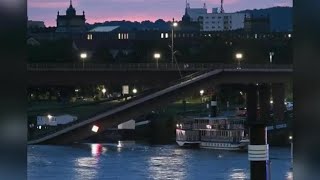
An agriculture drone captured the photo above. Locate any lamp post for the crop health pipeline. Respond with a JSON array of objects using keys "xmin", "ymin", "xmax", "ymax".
[
  {"xmin": 80, "ymin": 52, "xmax": 87, "ymax": 69},
  {"xmin": 289, "ymin": 135, "xmax": 293, "ymax": 166},
  {"xmin": 154, "ymin": 53, "xmax": 161, "ymax": 69},
  {"xmin": 200, "ymin": 90, "xmax": 204, "ymax": 102},
  {"xmin": 102, "ymin": 88, "xmax": 106, "ymax": 98},
  {"xmin": 235, "ymin": 53, "xmax": 243, "ymax": 69},
  {"xmin": 171, "ymin": 19, "xmax": 178, "ymax": 65},
  {"xmin": 269, "ymin": 52, "xmax": 274, "ymax": 64}
]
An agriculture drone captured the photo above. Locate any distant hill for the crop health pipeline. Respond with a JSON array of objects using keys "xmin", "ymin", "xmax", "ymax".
[{"xmin": 239, "ymin": 6, "xmax": 292, "ymax": 32}]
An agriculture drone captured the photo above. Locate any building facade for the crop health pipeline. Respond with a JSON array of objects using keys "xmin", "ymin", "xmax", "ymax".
[
  {"xmin": 185, "ymin": 3, "xmax": 249, "ymax": 32},
  {"xmin": 56, "ymin": 0, "xmax": 86, "ymax": 33}
]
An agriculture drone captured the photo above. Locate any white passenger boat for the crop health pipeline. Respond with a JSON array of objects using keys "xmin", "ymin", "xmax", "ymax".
[{"xmin": 176, "ymin": 116, "xmax": 249, "ymax": 151}]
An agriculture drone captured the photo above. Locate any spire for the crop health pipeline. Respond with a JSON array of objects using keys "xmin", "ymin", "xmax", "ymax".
[
  {"xmin": 220, "ymin": 0, "xmax": 224, "ymax": 13},
  {"xmin": 70, "ymin": 0, "xmax": 72, "ymax": 6},
  {"xmin": 203, "ymin": 3, "xmax": 206, "ymax": 9}
]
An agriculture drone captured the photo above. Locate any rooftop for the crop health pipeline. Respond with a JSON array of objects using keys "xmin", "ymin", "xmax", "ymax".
[{"xmin": 89, "ymin": 26, "xmax": 120, "ymax": 32}]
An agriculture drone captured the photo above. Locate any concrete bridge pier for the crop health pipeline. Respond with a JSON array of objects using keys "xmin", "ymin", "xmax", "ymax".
[
  {"xmin": 259, "ymin": 84, "xmax": 271, "ymax": 122},
  {"xmin": 247, "ymin": 84, "xmax": 269, "ymax": 180},
  {"xmin": 210, "ymin": 91, "xmax": 218, "ymax": 117},
  {"xmin": 272, "ymin": 83, "xmax": 286, "ymax": 122}
]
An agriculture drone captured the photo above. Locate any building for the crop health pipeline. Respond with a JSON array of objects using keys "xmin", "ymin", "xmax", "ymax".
[
  {"xmin": 244, "ymin": 14, "xmax": 270, "ymax": 33},
  {"xmin": 185, "ymin": 1, "xmax": 249, "ymax": 32},
  {"xmin": 56, "ymin": 0, "xmax": 86, "ymax": 33},
  {"xmin": 28, "ymin": 20, "xmax": 45, "ymax": 28},
  {"xmin": 37, "ymin": 114, "xmax": 78, "ymax": 127}
]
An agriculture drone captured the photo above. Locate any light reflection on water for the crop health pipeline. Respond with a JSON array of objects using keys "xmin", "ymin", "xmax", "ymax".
[
  {"xmin": 28, "ymin": 143, "xmax": 292, "ymax": 180},
  {"xmin": 148, "ymin": 148, "xmax": 187, "ymax": 180},
  {"xmin": 73, "ymin": 157, "xmax": 99, "ymax": 180},
  {"xmin": 229, "ymin": 168, "xmax": 248, "ymax": 180}
]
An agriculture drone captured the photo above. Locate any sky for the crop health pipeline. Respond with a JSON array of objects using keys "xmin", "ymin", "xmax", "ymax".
[{"xmin": 28, "ymin": 0, "xmax": 292, "ymax": 27}]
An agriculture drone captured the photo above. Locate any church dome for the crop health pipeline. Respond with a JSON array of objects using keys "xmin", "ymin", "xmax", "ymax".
[{"xmin": 66, "ymin": 1, "xmax": 76, "ymax": 16}]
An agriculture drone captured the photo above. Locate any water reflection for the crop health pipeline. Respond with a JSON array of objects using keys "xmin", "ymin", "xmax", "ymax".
[
  {"xmin": 229, "ymin": 168, "xmax": 248, "ymax": 180},
  {"xmin": 74, "ymin": 157, "xmax": 99, "ymax": 180},
  {"xmin": 148, "ymin": 148, "xmax": 186, "ymax": 180},
  {"xmin": 73, "ymin": 144, "xmax": 106, "ymax": 180},
  {"xmin": 286, "ymin": 170, "xmax": 293, "ymax": 180},
  {"xmin": 91, "ymin": 144, "xmax": 107, "ymax": 157}
]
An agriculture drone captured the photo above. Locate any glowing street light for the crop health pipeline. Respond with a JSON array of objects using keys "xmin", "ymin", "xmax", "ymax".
[
  {"xmin": 102, "ymin": 88, "xmax": 107, "ymax": 96},
  {"xmin": 80, "ymin": 52, "xmax": 87, "ymax": 69},
  {"xmin": 235, "ymin": 53, "xmax": 243, "ymax": 69},
  {"xmin": 47, "ymin": 114, "xmax": 53, "ymax": 120},
  {"xmin": 154, "ymin": 53, "xmax": 161, "ymax": 69},
  {"xmin": 200, "ymin": 90, "xmax": 204, "ymax": 96},
  {"xmin": 132, "ymin": 88, "xmax": 138, "ymax": 94}
]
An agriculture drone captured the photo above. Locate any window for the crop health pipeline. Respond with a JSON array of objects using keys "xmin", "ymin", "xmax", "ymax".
[
  {"xmin": 87, "ymin": 34, "xmax": 93, "ymax": 40},
  {"xmin": 161, "ymin": 33, "xmax": 164, "ymax": 39},
  {"xmin": 165, "ymin": 33, "xmax": 169, "ymax": 38},
  {"xmin": 118, "ymin": 33, "xmax": 121, "ymax": 40}
]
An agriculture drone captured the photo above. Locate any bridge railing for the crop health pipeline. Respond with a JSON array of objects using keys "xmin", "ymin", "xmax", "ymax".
[{"xmin": 27, "ymin": 63, "xmax": 293, "ymax": 71}]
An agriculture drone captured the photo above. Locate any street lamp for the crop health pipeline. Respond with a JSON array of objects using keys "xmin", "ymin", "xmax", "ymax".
[
  {"xmin": 200, "ymin": 90, "xmax": 204, "ymax": 96},
  {"xmin": 269, "ymin": 52, "xmax": 274, "ymax": 64},
  {"xmin": 171, "ymin": 19, "xmax": 178, "ymax": 65},
  {"xmin": 102, "ymin": 88, "xmax": 106, "ymax": 97},
  {"xmin": 80, "ymin": 52, "xmax": 87, "ymax": 69},
  {"xmin": 289, "ymin": 135, "xmax": 293, "ymax": 166},
  {"xmin": 154, "ymin": 53, "xmax": 161, "ymax": 69},
  {"xmin": 235, "ymin": 53, "xmax": 243, "ymax": 69},
  {"xmin": 132, "ymin": 88, "xmax": 138, "ymax": 94}
]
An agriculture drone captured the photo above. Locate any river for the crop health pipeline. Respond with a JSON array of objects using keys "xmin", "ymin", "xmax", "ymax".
[{"xmin": 28, "ymin": 142, "xmax": 293, "ymax": 180}]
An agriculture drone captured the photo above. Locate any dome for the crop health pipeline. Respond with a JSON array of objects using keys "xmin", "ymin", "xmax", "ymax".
[{"xmin": 66, "ymin": 1, "xmax": 76, "ymax": 16}]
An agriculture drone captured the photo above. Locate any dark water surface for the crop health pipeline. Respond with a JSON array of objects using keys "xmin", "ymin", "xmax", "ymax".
[{"xmin": 28, "ymin": 142, "xmax": 293, "ymax": 180}]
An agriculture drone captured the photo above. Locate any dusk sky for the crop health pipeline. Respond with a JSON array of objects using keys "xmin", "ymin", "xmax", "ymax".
[{"xmin": 28, "ymin": 0, "xmax": 292, "ymax": 27}]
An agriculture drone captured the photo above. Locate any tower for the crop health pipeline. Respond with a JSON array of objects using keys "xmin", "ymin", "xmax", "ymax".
[{"xmin": 220, "ymin": 0, "xmax": 224, "ymax": 13}]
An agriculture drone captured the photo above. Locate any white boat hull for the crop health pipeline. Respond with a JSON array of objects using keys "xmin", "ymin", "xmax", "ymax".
[{"xmin": 176, "ymin": 141, "xmax": 248, "ymax": 151}]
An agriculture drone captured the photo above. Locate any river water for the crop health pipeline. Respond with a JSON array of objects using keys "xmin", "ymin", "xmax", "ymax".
[{"xmin": 28, "ymin": 142, "xmax": 293, "ymax": 180}]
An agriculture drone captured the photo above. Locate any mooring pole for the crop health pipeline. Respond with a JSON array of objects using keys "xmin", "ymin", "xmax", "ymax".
[{"xmin": 247, "ymin": 84, "xmax": 268, "ymax": 180}]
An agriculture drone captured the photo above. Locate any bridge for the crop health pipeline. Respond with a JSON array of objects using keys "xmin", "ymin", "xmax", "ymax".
[
  {"xmin": 28, "ymin": 66, "xmax": 292, "ymax": 145},
  {"xmin": 27, "ymin": 63, "xmax": 292, "ymax": 86}
]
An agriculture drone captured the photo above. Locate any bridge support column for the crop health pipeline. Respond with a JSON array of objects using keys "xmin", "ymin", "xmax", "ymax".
[
  {"xmin": 182, "ymin": 99, "xmax": 186, "ymax": 116},
  {"xmin": 210, "ymin": 92, "xmax": 218, "ymax": 117},
  {"xmin": 259, "ymin": 84, "xmax": 271, "ymax": 122},
  {"xmin": 247, "ymin": 84, "xmax": 268, "ymax": 180},
  {"xmin": 272, "ymin": 83, "xmax": 286, "ymax": 121}
]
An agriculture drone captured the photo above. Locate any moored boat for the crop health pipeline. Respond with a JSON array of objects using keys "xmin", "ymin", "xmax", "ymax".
[{"xmin": 176, "ymin": 116, "xmax": 249, "ymax": 151}]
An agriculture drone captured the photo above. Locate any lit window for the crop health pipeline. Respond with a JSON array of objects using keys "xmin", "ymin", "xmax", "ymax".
[
  {"xmin": 161, "ymin": 33, "xmax": 164, "ymax": 38},
  {"xmin": 121, "ymin": 33, "xmax": 124, "ymax": 39},
  {"xmin": 127, "ymin": 33, "xmax": 129, "ymax": 39},
  {"xmin": 87, "ymin": 34, "xmax": 93, "ymax": 40},
  {"xmin": 255, "ymin": 34, "xmax": 258, "ymax": 39},
  {"xmin": 118, "ymin": 33, "xmax": 121, "ymax": 40},
  {"xmin": 165, "ymin": 33, "xmax": 169, "ymax": 38}
]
